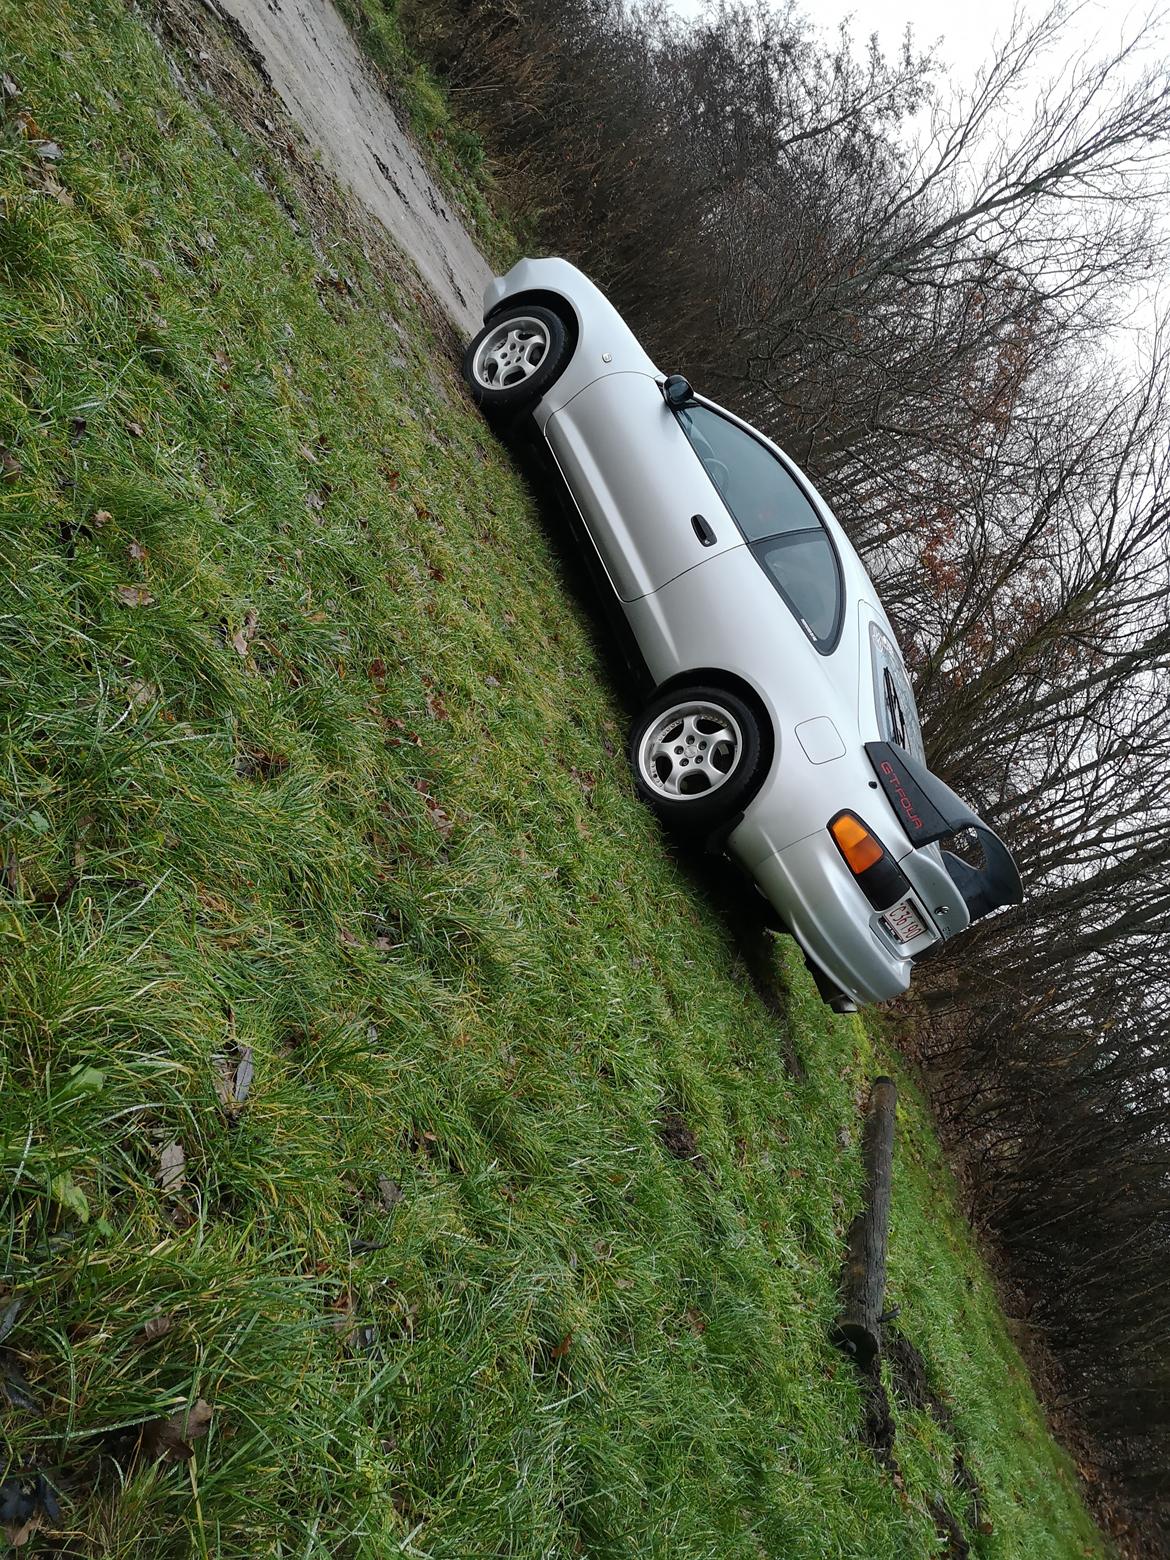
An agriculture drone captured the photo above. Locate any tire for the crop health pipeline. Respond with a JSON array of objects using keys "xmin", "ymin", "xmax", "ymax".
[
  {"xmin": 462, "ymin": 304, "xmax": 571, "ymax": 414},
  {"xmin": 629, "ymin": 685, "xmax": 765, "ymax": 834}
]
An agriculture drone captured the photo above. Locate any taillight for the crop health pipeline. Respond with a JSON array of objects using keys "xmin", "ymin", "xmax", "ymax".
[
  {"xmin": 828, "ymin": 812, "xmax": 910, "ymax": 911},
  {"xmin": 829, "ymin": 812, "xmax": 884, "ymax": 874}
]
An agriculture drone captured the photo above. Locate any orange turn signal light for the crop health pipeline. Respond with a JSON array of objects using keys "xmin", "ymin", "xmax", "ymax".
[{"xmin": 829, "ymin": 813, "xmax": 884, "ymax": 875}]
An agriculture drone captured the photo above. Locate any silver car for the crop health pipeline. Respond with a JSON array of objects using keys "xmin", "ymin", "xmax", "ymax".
[{"xmin": 463, "ymin": 259, "xmax": 1023, "ymax": 1010}]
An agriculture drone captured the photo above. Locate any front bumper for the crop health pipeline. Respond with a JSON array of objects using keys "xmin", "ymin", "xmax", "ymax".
[
  {"xmin": 483, "ymin": 273, "xmax": 508, "ymax": 318},
  {"xmin": 752, "ymin": 834, "xmax": 914, "ymax": 1006}
]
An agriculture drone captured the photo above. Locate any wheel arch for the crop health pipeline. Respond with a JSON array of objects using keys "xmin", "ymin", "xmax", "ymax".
[{"xmin": 485, "ymin": 289, "xmax": 581, "ymax": 354}]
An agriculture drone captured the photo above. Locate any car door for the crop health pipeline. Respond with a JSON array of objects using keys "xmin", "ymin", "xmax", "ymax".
[
  {"xmin": 670, "ymin": 401, "xmax": 848, "ymax": 655},
  {"xmin": 544, "ymin": 373, "xmax": 742, "ymax": 601},
  {"xmin": 626, "ymin": 399, "xmax": 852, "ymax": 740}
]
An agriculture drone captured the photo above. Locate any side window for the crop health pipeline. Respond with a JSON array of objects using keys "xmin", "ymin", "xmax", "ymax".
[
  {"xmin": 869, "ymin": 623, "xmax": 925, "ymax": 761},
  {"xmin": 756, "ymin": 532, "xmax": 842, "ymax": 648},
  {"xmin": 676, "ymin": 405, "xmax": 820, "ymax": 541},
  {"xmin": 676, "ymin": 402, "xmax": 846, "ymax": 652}
]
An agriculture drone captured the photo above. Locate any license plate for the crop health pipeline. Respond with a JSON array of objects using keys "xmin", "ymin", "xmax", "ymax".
[{"xmin": 881, "ymin": 896, "xmax": 927, "ymax": 945}]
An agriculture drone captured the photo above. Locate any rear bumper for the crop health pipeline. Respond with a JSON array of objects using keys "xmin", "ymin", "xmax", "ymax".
[{"xmin": 751, "ymin": 835, "xmax": 913, "ymax": 1006}]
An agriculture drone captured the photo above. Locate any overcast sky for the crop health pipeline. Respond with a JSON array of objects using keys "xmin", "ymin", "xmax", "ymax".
[
  {"xmin": 660, "ymin": 0, "xmax": 1143, "ymax": 90},
  {"xmin": 657, "ymin": 0, "xmax": 1166, "ymax": 346}
]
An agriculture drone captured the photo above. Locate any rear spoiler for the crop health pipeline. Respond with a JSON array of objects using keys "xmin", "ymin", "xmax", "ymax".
[{"xmin": 865, "ymin": 742, "xmax": 1023, "ymax": 922}]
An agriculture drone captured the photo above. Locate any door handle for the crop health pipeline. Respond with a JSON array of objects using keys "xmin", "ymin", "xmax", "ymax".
[{"xmin": 691, "ymin": 514, "xmax": 717, "ymax": 547}]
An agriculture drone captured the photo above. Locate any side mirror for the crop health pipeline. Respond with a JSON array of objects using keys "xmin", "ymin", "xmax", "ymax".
[{"xmin": 661, "ymin": 374, "xmax": 693, "ymax": 409}]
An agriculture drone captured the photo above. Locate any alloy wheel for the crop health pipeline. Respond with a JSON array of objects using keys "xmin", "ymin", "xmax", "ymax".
[
  {"xmin": 635, "ymin": 700, "xmax": 743, "ymax": 800},
  {"xmin": 470, "ymin": 316, "xmax": 552, "ymax": 391}
]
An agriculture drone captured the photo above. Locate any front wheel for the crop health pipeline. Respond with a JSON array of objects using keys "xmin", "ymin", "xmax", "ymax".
[
  {"xmin": 629, "ymin": 685, "xmax": 765, "ymax": 834},
  {"xmin": 462, "ymin": 304, "xmax": 571, "ymax": 414}
]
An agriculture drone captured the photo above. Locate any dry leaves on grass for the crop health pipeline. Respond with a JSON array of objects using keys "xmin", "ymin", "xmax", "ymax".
[
  {"xmin": 570, "ymin": 766, "xmax": 596, "ymax": 799},
  {"xmin": 377, "ymin": 1175, "xmax": 403, "ymax": 1211},
  {"xmin": 1, "ymin": 1472, "xmax": 60, "ymax": 1549},
  {"xmin": 423, "ymin": 683, "xmax": 449, "ymax": 721},
  {"xmin": 413, "ymin": 779, "xmax": 454, "ymax": 838},
  {"xmin": 234, "ymin": 745, "xmax": 289, "ymax": 781},
  {"xmin": 115, "ymin": 584, "xmax": 154, "ymax": 608},
  {"xmin": 384, "ymin": 717, "xmax": 422, "ymax": 747},
  {"xmin": 212, "ymin": 1044, "xmax": 253, "ymax": 1111},
  {"xmin": 156, "ymin": 1141, "xmax": 185, "ymax": 1195},
  {"xmin": 329, "ymin": 1290, "xmax": 356, "ymax": 1339},
  {"xmin": 33, "ymin": 167, "xmax": 72, "ymax": 206},
  {"xmin": 138, "ymin": 1398, "xmax": 213, "ymax": 1463},
  {"xmin": 1, "ymin": 449, "xmax": 21, "ymax": 481},
  {"xmin": 11, "ymin": 114, "xmax": 57, "ymax": 168},
  {"xmin": 229, "ymin": 607, "xmax": 259, "ymax": 657},
  {"xmin": 0, "ymin": 1297, "xmax": 21, "ymax": 1348},
  {"xmin": 328, "ymin": 1291, "xmax": 377, "ymax": 1354},
  {"xmin": 233, "ymin": 1047, "xmax": 254, "ymax": 1101},
  {"xmin": 142, "ymin": 1314, "xmax": 174, "ymax": 1342}
]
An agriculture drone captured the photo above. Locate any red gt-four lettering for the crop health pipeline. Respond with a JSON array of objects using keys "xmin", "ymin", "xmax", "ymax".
[{"xmin": 880, "ymin": 761, "xmax": 924, "ymax": 831}]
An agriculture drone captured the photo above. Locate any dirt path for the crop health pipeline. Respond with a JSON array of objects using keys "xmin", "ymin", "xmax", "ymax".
[{"xmin": 212, "ymin": 0, "xmax": 493, "ymax": 333}]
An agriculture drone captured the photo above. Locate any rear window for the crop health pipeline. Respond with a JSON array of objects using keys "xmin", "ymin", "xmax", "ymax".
[
  {"xmin": 756, "ymin": 531, "xmax": 842, "ymax": 648},
  {"xmin": 869, "ymin": 622, "xmax": 924, "ymax": 761}
]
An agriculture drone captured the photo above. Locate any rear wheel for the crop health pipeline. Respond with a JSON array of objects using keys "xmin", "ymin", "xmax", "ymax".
[
  {"xmin": 629, "ymin": 685, "xmax": 765, "ymax": 834},
  {"xmin": 462, "ymin": 304, "xmax": 571, "ymax": 414}
]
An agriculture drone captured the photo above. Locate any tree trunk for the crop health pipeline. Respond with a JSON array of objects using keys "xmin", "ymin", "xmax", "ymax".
[{"xmin": 833, "ymin": 1076, "xmax": 897, "ymax": 1370}]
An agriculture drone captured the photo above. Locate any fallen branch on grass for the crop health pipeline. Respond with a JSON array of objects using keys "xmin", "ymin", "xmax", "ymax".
[
  {"xmin": 832, "ymin": 1075, "xmax": 897, "ymax": 1369},
  {"xmin": 831, "ymin": 1076, "xmax": 986, "ymax": 1557}
]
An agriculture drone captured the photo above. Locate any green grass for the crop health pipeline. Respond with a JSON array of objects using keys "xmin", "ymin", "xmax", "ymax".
[{"xmin": 0, "ymin": 2, "xmax": 1105, "ymax": 1555}]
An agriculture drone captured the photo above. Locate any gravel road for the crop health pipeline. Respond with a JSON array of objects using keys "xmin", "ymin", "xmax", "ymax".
[{"xmin": 215, "ymin": 0, "xmax": 494, "ymax": 333}]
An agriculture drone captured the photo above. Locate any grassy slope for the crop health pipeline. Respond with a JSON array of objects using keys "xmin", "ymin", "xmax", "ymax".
[{"xmin": 0, "ymin": 2, "xmax": 1103, "ymax": 1555}]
